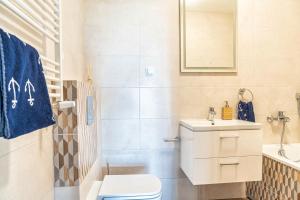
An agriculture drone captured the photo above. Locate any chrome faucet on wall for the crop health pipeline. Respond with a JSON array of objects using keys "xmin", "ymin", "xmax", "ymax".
[
  {"xmin": 267, "ymin": 111, "xmax": 290, "ymax": 123},
  {"xmin": 267, "ymin": 111, "xmax": 290, "ymax": 158}
]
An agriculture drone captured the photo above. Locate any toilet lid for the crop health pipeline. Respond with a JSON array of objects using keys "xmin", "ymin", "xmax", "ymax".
[{"xmin": 98, "ymin": 174, "xmax": 162, "ymax": 199}]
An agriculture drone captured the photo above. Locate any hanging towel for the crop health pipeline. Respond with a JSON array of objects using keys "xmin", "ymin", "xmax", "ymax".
[
  {"xmin": 0, "ymin": 29, "xmax": 55, "ymax": 139},
  {"xmin": 237, "ymin": 100, "xmax": 255, "ymax": 122}
]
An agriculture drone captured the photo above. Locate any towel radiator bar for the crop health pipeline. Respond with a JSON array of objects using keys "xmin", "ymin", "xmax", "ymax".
[{"xmin": 0, "ymin": 0, "xmax": 62, "ymax": 103}]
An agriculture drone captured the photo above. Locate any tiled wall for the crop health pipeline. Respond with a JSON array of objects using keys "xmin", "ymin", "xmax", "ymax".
[
  {"xmin": 246, "ymin": 156, "xmax": 300, "ymax": 199},
  {"xmin": 0, "ymin": 128, "xmax": 54, "ymax": 200},
  {"xmin": 53, "ymin": 81, "xmax": 97, "ymax": 187},
  {"xmin": 84, "ymin": 0, "xmax": 300, "ymax": 153},
  {"xmin": 0, "ymin": 0, "xmax": 87, "ymax": 199},
  {"xmin": 83, "ymin": 0, "xmax": 300, "ymax": 199},
  {"xmin": 84, "ymin": 0, "xmax": 179, "ymax": 152},
  {"xmin": 61, "ymin": 0, "xmax": 87, "ymax": 82},
  {"xmin": 0, "ymin": 1, "xmax": 80, "ymax": 199},
  {"xmin": 77, "ymin": 82, "xmax": 98, "ymax": 183}
]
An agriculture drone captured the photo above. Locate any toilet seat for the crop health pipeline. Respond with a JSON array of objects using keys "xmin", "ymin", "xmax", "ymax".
[{"xmin": 98, "ymin": 174, "xmax": 162, "ymax": 200}]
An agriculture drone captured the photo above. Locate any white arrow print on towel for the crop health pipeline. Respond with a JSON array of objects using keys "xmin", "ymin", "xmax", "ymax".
[
  {"xmin": 25, "ymin": 79, "xmax": 35, "ymax": 106},
  {"xmin": 8, "ymin": 77, "xmax": 20, "ymax": 109}
]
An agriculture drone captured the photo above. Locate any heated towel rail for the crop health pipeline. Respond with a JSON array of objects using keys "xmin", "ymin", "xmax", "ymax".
[{"xmin": 0, "ymin": 0, "xmax": 62, "ymax": 103}]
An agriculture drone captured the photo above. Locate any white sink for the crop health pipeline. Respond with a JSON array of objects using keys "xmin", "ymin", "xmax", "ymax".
[{"xmin": 180, "ymin": 119, "xmax": 261, "ymax": 132}]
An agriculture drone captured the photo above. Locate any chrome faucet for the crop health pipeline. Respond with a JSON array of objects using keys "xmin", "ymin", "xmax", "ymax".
[
  {"xmin": 267, "ymin": 111, "xmax": 290, "ymax": 158},
  {"xmin": 207, "ymin": 107, "xmax": 216, "ymax": 125},
  {"xmin": 267, "ymin": 111, "xmax": 290, "ymax": 123}
]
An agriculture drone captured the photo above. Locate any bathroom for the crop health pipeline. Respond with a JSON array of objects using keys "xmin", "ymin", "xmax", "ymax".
[{"xmin": 0, "ymin": 0, "xmax": 300, "ymax": 199}]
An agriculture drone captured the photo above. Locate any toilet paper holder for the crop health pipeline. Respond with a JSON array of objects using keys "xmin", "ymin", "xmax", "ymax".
[{"xmin": 57, "ymin": 101, "xmax": 76, "ymax": 110}]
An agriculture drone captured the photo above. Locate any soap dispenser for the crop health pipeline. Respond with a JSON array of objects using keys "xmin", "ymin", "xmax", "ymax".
[{"xmin": 222, "ymin": 101, "xmax": 233, "ymax": 120}]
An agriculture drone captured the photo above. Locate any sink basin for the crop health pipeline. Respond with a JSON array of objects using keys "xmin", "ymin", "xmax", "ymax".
[{"xmin": 180, "ymin": 119, "xmax": 261, "ymax": 132}]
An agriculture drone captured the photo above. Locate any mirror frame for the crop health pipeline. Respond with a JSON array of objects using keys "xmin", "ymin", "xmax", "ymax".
[{"xmin": 180, "ymin": 0, "xmax": 238, "ymax": 73}]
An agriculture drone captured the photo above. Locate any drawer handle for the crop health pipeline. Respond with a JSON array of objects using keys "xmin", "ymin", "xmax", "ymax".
[
  {"xmin": 219, "ymin": 134, "xmax": 239, "ymax": 139},
  {"xmin": 220, "ymin": 162, "xmax": 240, "ymax": 166}
]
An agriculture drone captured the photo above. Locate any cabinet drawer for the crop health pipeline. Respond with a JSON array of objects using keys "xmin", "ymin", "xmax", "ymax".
[
  {"xmin": 190, "ymin": 156, "xmax": 262, "ymax": 185},
  {"xmin": 192, "ymin": 130, "xmax": 262, "ymax": 158}
]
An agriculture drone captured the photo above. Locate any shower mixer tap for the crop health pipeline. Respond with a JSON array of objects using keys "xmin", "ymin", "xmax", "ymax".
[
  {"xmin": 267, "ymin": 111, "xmax": 290, "ymax": 159},
  {"xmin": 267, "ymin": 111, "xmax": 290, "ymax": 123}
]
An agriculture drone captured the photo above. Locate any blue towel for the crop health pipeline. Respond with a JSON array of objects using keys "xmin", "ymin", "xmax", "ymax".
[
  {"xmin": 237, "ymin": 101, "xmax": 255, "ymax": 122},
  {"xmin": 0, "ymin": 29, "xmax": 55, "ymax": 139}
]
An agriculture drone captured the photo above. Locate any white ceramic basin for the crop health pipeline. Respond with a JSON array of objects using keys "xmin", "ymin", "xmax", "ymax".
[{"xmin": 180, "ymin": 119, "xmax": 261, "ymax": 132}]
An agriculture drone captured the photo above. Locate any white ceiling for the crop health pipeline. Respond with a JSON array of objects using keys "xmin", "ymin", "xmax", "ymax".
[{"xmin": 185, "ymin": 0, "xmax": 236, "ymax": 13}]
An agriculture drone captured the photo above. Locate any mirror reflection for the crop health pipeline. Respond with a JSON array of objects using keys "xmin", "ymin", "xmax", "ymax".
[{"xmin": 181, "ymin": 0, "xmax": 237, "ymax": 72}]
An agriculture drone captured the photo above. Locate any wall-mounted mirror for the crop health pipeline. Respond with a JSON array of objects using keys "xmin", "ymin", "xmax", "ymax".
[{"xmin": 180, "ymin": 0, "xmax": 237, "ymax": 73}]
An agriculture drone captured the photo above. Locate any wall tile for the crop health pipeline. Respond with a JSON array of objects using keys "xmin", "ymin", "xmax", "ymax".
[
  {"xmin": 84, "ymin": 0, "xmax": 300, "ymax": 199},
  {"xmin": 86, "ymin": 0, "xmax": 300, "ymax": 148},
  {"xmin": 140, "ymin": 88, "xmax": 179, "ymax": 119},
  {"xmin": 101, "ymin": 88, "xmax": 139, "ymax": 119},
  {"xmin": 139, "ymin": 0, "xmax": 179, "ymax": 57},
  {"xmin": 84, "ymin": 0, "xmax": 140, "ymax": 28},
  {"xmin": 139, "ymin": 55, "xmax": 180, "ymax": 87},
  {"xmin": 84, "ymin": 23, "xmax": 140, "ymax": 56},
  {"xmin": 246, "ymin": 156, "xmax": 300, "ymax": 199},
  {"xmin": 53, "ymin": 134, "xmax": 79, "ymax": 187},
  {"xmin": 0, "ymin": 131, "xmax": 54, "ymax": 200},
  {"xmin": 61, "ymin": 0, "xmax": 86, "ymax": 81},
  {"xmin": 53, "ymin": 81, "xmax": 98, "ymax": 188},
  {"xmin": 102, "ymin": 120, "xmax": 140, "ymax": 150},
  {"xmin": 178, "ymin": 86, "xmax": 240, "ymax": 119},
  {"xmin": 94, "ymin": 55, "xmax": 139, "ymax": 87},
  {"xmin": 161, "ymin": 178, "xmax": 199, "ymax": 200},
  {"xmin": 140, "ymin": 119, "xmax": 178, "ymax": 149}
]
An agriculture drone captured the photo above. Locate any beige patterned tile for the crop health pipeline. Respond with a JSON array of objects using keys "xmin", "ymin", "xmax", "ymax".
[
  {"xmin": 246, "ymin": 156, "xmax": 300, "ymax": 200},
  {"xmin": 53, "ymin": 81, "xmax": 98, "ymax": 187}
]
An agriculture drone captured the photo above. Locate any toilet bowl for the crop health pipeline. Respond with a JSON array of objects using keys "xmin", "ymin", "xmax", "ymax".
[{"xmin": 97, "ymin": 174, "xmax": 162, "ymax": 200}]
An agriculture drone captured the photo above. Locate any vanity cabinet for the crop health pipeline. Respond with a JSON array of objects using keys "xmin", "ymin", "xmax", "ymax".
[{"xmin": 180, "ymin": 119, "xmax": 263, "ymax": 185}]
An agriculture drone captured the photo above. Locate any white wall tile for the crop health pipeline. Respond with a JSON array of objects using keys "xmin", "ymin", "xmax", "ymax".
[
  {"xmin": 84, "ymin": 0, "xmax": 141, "ymax": 56},
  {"xmin": 93, "ymin": 55, "xmax": 139, "ymax": 87},
  {"xmin": 140, "ymin": 55, "xmax": 180, "ymax": 87},
  {"xmin": 140, "ymin": 88, "xmax": 178, "ymax": 119},
  {"xmin": 0, "ymin": 131, "xmax": 54, "ymax": 200},
  {"xmin": 140, "ymin": 119, "xmax": 178, "ymax": 149},
  {"xmin": 101, "ymin": 88, "xmax": 139, "ymax": 119},
  {"xmin": 62, "ymin": 0, "xmax": 86, "ymax": 81},
  {"xmin": 102, "ymin": 120, "xmax": 140, "ymax": 150},
  {"xmin": 85, "ymin": 0, "xmax": 300, "ymax": 151},
  {"xmin": 84, "ymin": 25, "xmax": 140, "ymax": 56},
  {"xmin": 0, "ymin": 0, "xmax": 86, "ymax": 198},
  {"xmin": 84, "ymin": 0, "xmax": 140, "ymax": 28},
  {"xmin": 138, "ymin": 0, "xmax": 179, "ymax": 57},
  {"xmin": 83, "ymin": 0, "xmax": 300, "ymax": 199}
]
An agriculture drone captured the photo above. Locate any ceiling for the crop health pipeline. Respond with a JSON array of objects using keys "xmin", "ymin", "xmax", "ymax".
[{"xmin": 185, "ymin": 0, "xmax": 236, "ymax": 13}]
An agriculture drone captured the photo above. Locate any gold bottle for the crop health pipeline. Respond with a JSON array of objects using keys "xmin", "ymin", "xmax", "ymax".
[{"xmin": 222, "ymin": 101, "xmax": 233, "ymax": 120}]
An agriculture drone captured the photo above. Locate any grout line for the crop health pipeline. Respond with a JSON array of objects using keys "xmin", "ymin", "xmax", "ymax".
[
  {"xmin": 99, "ymin": 85, "xmax": 296, "ymax": 89},
  {"xmin": 0, "ymin": 137, "xmax": 37, "ymax": 159},
  {"xmin": 138, "ymin": 21, "xmax": 143, "ymax": 151},
  {"xmin": 101, "ymin": 117, "xmax": 177, "ymax": 121}
]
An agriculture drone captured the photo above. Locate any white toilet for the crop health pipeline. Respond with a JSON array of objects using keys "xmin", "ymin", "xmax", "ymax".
[{"xmin": 96, "ymin": 174, "xmax": 162, "ymax": 200}]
